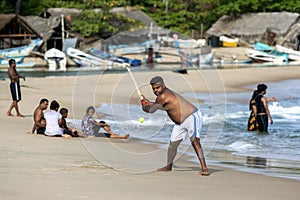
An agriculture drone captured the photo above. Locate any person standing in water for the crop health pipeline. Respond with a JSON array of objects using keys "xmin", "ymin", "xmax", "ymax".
[{"xmin": 254, "ymin": 84, "xmax": 273, "ymax": 133}]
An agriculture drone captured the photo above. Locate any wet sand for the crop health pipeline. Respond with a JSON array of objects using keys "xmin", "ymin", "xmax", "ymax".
[{"xmin": 0, "ymin": 66, "xmax": 299, "ymax": 199}]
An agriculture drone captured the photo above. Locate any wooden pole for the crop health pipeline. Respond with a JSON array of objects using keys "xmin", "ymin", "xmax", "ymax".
[{"xmin": 61, "ymin": 14, "xmax": 65, "ymax": 49}]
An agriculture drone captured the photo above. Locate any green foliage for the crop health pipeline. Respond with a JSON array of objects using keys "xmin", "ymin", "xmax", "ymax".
[
  {"xmin": 0, "ymin": 0, "xmax": 16, "ymax": 14},
  {"xmin": 71, "ymin": 9, "xmax": 141, "ymax": 37},
  {"xmin": 1, "ymin": 0, "xmax": 300, "ymax": 38}
]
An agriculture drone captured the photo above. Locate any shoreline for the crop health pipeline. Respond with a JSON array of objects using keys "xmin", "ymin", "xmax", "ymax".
[
  {"xmin": 129, "ymin": 131, "xmax": 300, "ymax": 182},
  {"xmin": 0, "ymin": 66, "xmax": 299, "ymax": 199}
]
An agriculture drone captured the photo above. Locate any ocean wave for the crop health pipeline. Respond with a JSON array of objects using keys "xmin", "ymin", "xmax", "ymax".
[{"xmin": 227, "ymin": 141, "xmax": 260, "ymax": 153}]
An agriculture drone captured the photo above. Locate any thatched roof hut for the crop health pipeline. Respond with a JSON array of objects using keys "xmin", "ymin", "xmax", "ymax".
[
  {"xmin": 0, "ymin": 14, "xmax": 41, "ymax": 48},
  {"xmin": 40, "ymin": 7, "xmax": 157, "ymax": 28},
  {"xmin": 39, "ymin": 8, "xmax": 82, "ymax": 18},
  {"xmin": 206, "ymin": 12, "xmax": 300, "ymax": 48},
  {"xmin": 21, "ymin": 15, "xmax": 61, "ymax": 43}
]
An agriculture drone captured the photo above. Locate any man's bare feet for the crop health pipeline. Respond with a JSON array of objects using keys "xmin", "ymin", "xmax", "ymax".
[
  {"xmin": 110, "ymin": 133, "xmax": 130, "ymax": 139},
  {"xmin": 123, "ymin": 134, "xmax": 130, "ymax": 139},
  {"xmin": 62, "ymin": 134, "xmax": 72, "ymax": 138},
  {"xmin": 6, "ymin": 112, "xmax": 14, "ymax": 116},
  {"xmin": 157, "ymin": 165, "xmax": 172, "ymax": 172},
  {"xmin": 199, "ymin": 170, "xmax": 210, "ymax": 176},
  {"xmin": 16, "ymin": 114, "xmax": 25, "ymax": 117}
]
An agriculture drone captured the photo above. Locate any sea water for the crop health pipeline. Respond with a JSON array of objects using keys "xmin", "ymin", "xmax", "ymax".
[{"xmin": 69, "ymin": 79, "xmax": 300, "ymax": 180}]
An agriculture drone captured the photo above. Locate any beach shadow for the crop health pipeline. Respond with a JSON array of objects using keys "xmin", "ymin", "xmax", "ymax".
[
  {"xmin": 173, "ymin": 166, "xmax": 223, "ymax": 175},
  {"xmin": 21, "ymin": 85, "xmax": 42, "ymax": 90}
]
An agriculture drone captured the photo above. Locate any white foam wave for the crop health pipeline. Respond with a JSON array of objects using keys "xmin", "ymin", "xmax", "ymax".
[
  {"xmin": 227, "ymin": 141, "xmax": 259, "ymax": 153},
  {"xmin": 202, "ymin": 113, "xmax": 226, "ymax": 123},
  {"xmin": 269, "ymin": 102, "xmax": 300, "ymax": 120}
]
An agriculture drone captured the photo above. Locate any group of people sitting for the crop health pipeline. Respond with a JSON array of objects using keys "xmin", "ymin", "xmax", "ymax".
[{"xmin": 31, "ymin": 98, "xmax": 129, "ymax": 139}]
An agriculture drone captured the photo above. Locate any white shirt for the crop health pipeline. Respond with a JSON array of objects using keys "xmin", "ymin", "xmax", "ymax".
[{"xmin": 44, "ymin": 110, "xmax": 63, "ymax": 136}]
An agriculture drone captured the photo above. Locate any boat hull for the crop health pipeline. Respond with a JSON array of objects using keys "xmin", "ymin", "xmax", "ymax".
[{"xmin": 0, "ymin": 38, "xmax": 42, "ymax": 64}]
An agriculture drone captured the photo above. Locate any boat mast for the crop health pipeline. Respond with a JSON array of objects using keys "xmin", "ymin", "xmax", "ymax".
[{"xmin": 61, "ymin": 14, "xmax": 65, "ymax": 50}]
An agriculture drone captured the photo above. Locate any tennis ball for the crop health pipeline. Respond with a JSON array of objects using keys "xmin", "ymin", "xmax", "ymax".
[{"xmin": 138, "ymin": 117, "xmax": 145, "ymax": 123}]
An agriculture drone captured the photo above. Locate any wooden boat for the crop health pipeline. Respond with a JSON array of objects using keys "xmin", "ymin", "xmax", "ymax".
[
  {"xmin": 275, "ymin": 45, "xmax": 300, "ymax": 61},
  {"xmin": 67, "ymin": 48, "xmax": 104, "ymax": 67},
  {"xmin": 44, "ymin": 48, "xmax": 67, "ymax": 71},
  {"xmin": 89, "ymin": 48, "xmax": 141, "ymax": 67},
  {"xmin": 108, "ymin": 40, "xmax": 156, "ymax": 55},
  {"xmin": 219, "ymin": 35, "xmax": 239, "ymax": 47},
  {"xmin": 254, "ymin": 42, "xmax": 300, "ymax": 63},
  {"xmin": 0, "ymin": 62, "xmax": 35, "ymax": 69},
  {"xmin": 245, "ymin": 50, "xmax": 287, "ymax": 64},
  {"xmin": 0, "ymin": 38, "xmax": 42, "ymax": 64},
  {"xmin": 254, "ymin": 42, "xmax": 274, "ymax": 52}
]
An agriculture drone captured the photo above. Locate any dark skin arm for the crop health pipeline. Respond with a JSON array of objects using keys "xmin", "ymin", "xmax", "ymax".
[
  {"xmin": 252, "ymin": 104, "xmax": 257, "ymax": 115},
  {"xmin": 8, "ymin": 67, "xmax": 25, "ymax": 82},
  {"xmin": 32, "ymin": 109, "xmax": 46, "ymax": 133},
  {"xmin": 141, "ymin": 95, "xmax": 164, "ymax": 113},
  {"xmin": 262, "ymin": 96, "xmax": 273, "ymax": 124}
]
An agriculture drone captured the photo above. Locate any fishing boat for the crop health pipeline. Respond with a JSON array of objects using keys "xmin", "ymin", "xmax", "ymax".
[
  {"xmin": 44, "ymin": 48, "xmax": 67, "ymax": 71},
  {"xmin": 67, "ymin": 48, "xmax": 105, "ymax": 68},
  {"xmin": 219, "ymin": 35, "xmax": 239, "ymax": 47},
  {"xmin": 275, "ymin": 45, "xmax": 300, "ymax": 61},
  {"xmin": 0, "ymin": 38, "xmax": 42, "ymax": 65},
  {"xmin": 245, "ymin": 49, "xmax": 287, "ymax": 64},
  {"xmin": 0, "ymin": 62, "xmax": 35, "ymax": 69},
  {"xmin": 107, "ymin": 40, "xmax": 156, "ymax": 55},
  {"xmin": 89, "ymin": 48, "xmax": 141, "ymax": 67}
]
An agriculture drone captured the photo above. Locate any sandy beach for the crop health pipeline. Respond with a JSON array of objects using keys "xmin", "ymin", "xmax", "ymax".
[{"xmin": 0, "ymin": 65, "xmax": 300, "ymax": 199}]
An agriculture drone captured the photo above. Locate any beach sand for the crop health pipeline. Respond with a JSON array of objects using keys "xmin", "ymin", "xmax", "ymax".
[{"xmin": 0, "ymin": 66, "xmax": 300, "ymax": 199}]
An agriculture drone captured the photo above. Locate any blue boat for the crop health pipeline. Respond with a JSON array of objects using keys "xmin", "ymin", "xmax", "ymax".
[
  {"xmin": 89, "ymin": 48, "xmax": 142, "ymax": 67},
  {"xmin": 0, "ymin": 38, "xmax": 42, "ymax": 65}
]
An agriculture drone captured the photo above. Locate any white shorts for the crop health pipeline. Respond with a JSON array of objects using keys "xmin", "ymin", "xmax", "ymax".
[{"xmin": 170, "ymin": 109, "xmax": 203, "ymax": 142}]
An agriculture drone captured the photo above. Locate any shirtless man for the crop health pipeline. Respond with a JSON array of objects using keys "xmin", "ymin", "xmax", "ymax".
[
  {"xmin": 32, "ymin": 98, "xmax": 49, "ymax": 134},
  {"xmin": 6, "ymin": 59, "xmax": 25, "ymax": 117},
  {"xmin": 141, "ymin": 76, "xmax": 209, "ymax": 175}
]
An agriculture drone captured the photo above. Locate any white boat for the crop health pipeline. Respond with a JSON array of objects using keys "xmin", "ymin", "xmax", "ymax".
[
  {"xmin": 0, "ymin": 38, "xmax": 42, "ymax": 64},
  {"xmin": 245, "ymin": 50, "xmax": 288, "ymax": 64},
  {"xmin": 67, "ymin": 48, "xmax": 104, "ymax": 67},
  {"xmin": 219, "ymin": 35, "xmax": 239, "ymax": 47},
  {"xmin": 108, "ymin": 40, "xmax": 156, "ymax": 55},
  {"xmin": 44, "ymin": 48, "xmax": 67, "ymax": 71},
  {"xmin": 275, "ymin": 45, "xmax": 300, "ymax": 61}
]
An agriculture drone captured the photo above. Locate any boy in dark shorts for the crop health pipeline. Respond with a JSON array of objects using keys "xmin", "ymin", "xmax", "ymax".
[{"xmin": 59, "ymin": 108, "xmax": 87, "ymax": 137}]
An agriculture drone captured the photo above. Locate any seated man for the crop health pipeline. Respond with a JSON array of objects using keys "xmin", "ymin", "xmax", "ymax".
[
  {"xmin": 81, "ymin": 106, "xmax": 129, "ymax": 139},
  {"xmin": 44, "ymin": 100, "xmax": 71, "ymax": 138},
  {"xmin": 32, "ymin": 98, "xmax": 49, "ymax": 134}
]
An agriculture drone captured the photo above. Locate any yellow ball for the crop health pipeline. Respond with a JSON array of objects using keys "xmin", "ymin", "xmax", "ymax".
[{"xmin": 138, "ymin": 117, "xmax": 145, "ymax": 123}]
